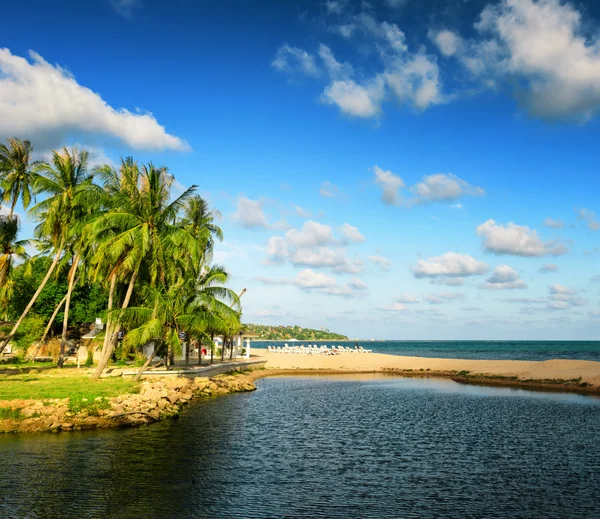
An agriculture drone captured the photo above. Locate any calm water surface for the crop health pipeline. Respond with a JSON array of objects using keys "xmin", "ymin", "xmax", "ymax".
[
  {"xmin": 252, "ymin": 340, "xmax": 600, "ymax": 361},
  {"xmin": 2, "ymin": 376, "xmax": 600, "ymax": 518}
]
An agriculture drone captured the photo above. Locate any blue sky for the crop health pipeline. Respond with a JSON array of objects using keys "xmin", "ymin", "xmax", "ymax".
[{"xmin": 2, "ymin": 0, "xmax": 600, "ymax": 339}]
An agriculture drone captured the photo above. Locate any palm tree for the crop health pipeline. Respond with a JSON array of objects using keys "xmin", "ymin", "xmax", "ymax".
[
  {"xmin": 0, "ymin": 215, "xmax": 29, "ymax": 319},
  {"xmin": 0, "ymin": 138, "xmax": 35, "ymax": 220},
  {"xmin": 91, "ymin": 161, "xmax": 199, "ymax": 378},
  {"xmin": 182, "ymin": 195, "xmax": 223, "ymax": 262},
  {"xmin": 0, "ymin": 147, "xmax": 94, "ymax": 355}
]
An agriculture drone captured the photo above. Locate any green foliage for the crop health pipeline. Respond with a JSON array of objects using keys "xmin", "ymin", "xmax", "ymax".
[
  {"xmin": 84, "ymin": 350, "xmax": 94, "ymax": 367},
  {"xmin": 11, "ymin": 314, "xmax": 45, "ymax": 350},
  {"xmin": 0, "ymin": 407, "xmax": 23, "ymax": 420},
  {"xmin": 245, "ymin": 323, "xmax": 348, "ymax": 341},
  {"xmin": 68, "ymin": 396, "xmax": 111, "ymax": 416}
]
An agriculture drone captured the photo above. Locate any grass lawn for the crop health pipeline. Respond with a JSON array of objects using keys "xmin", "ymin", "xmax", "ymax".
[{"xmin": 0, "ymin": 375, "xmax": 140, "ymax": 401}]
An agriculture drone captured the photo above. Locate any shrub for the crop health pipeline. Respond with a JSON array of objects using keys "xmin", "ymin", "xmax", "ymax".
[
  {"xmin": 0, "ymin": 407, "xmax": 23, "ymax": 420},
  {"xmin": 11, "ymin": 314, "xmax": 45, "ymax": 352},
  {"xmin": 84, "ymin": 350, "xmax": 94, "ymax": 367}
]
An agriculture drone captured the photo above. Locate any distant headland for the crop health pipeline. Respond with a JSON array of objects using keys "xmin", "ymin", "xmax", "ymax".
[{"xmin": 245, "ymin": 324, "xmax": 348, "ymax": 341}]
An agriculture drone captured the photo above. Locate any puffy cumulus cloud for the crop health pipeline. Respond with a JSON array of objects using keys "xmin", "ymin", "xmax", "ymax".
[
  {"xmin": 372, "ymin": 166, "xmax": 484, "ymax": 206},
  {"xmin": 232, "ymin": 197, "xmax": 269, "ymax": 229},
  {"xmin": 429, "ymin": 29, "xmax": 463, "ymax": 57},
  {"xmin": 319, "ymin": 181, "xmax": 340, "ymax": 198},
  {"xmin": 436, "ymin": 0, "xmax": 600, "ymax": 122},
  {"xmin": 396, "ymin": 293, "xmax": 420, "ymax": 304},
  {"xmin": 373, "ymin": 165, "xmax": 404, "ymax": 205},
  {"xmin": 540, "ymin": 263, "xmax": 559, "ymax": 274},
  {"xmin": 544, "ymin": 217, "xmax": 564, "ymax": 229},
  {"xmin": 271, "ymin": 44, "xmax": 319, "ymax": 76},
  {"xmin": 480, "ymin": 265, "xmax": 527, "ymax": 290},
  {"xmin": 476, "ymin": 220, "xmax": 567, "ymax": 256},
  {"xmin": 0, "ymin": 49, "xmax": 188, "ymax": 151},
  {"xmin": 274, "ymin": 11, "xmax": 445, "ymax": 119},
  {"xmin": 264, "ymin": 220, "xmax": 364, "ymax": 273},
  {"xmin": 577, "ymin": 208, "xmax": 600, "ymax": 231},
  {"xmin": 368, "ymin": 255, "xmax": 392, "ymax": 271},
  {"xmin": 424, "ymin": 292, "xmax": 465, "ymax": 304},
  {"xmin": 411, "ymin": 173, "xmax": 484, "ymax": 202},
  {"xmin": 547, "ymin": 284, "xmax": 587, "ymax": 310},
  {"xmin": 413, "ymin": 252, "xmax": 488, "ymax": 279},
  {"xmin": 286, "ymin": 220, "xmax": 334, "ymax": 248},
  {"xmin": 255, "ymin": 269, "xmax": 363, "ymax": 298},
  {"xmin": 340, "ymin": 223, "xmax": 365, "ymax": 243},
  {"xmin": 322, "ymin": 79, "xmax": 384, "ymax": 118}
]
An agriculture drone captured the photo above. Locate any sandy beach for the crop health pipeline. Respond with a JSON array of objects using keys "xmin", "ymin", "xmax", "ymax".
[{"xmin": 253, "ymin": 349, "xmax": 600, "ymax": 389}]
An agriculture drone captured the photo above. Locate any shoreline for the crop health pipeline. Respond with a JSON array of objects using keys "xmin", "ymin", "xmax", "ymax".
[{"xmin": 251, "ymin": 350, "xmax": 600, "ymax": 396}]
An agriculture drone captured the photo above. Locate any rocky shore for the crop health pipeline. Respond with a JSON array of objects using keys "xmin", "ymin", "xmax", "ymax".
[{"xmin": 0, "ymin": 373, "xmax": 256, "ymax": 434}]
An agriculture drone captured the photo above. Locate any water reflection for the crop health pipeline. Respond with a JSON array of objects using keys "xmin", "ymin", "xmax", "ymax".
[{"xmin": 1, "ymin": 377, "xmax": 599, "ymax": 518}]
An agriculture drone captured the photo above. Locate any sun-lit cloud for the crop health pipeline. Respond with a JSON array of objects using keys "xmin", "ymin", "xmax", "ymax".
[
  {"xmin": 480, "ymin": 265, "xmax": 527, "ymax": 290},
  {"xmin": 476, "ymin": 220, "xmax": 568, "ymax": 256},
  {"xmin": 0, "ymin": 49, "xmax": 188, "ymax": 151},
  {"xmin": 413, "ymin": 252, "xmax": 488, "ymax": 279}
]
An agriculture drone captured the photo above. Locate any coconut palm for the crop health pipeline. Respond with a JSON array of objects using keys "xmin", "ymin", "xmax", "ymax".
[
  {"xmin": 90, "ymin": 161, "xmax": 200, "ymax": 378},
  {"xmin": 0, "ymin": 215, "xmax": 30, "ymax": 319},
  {"xmin": 0, "ymin": 138, "xmax": 35, "ymax": 220},
  {"xmin": 0, "ymin": 147, "xmax": 94, "ymax": 355}
]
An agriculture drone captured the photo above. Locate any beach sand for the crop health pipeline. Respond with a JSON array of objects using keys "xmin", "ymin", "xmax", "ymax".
[{"xmin": 253, "ymin": 349, "xmax": 600, "ymax": 389}]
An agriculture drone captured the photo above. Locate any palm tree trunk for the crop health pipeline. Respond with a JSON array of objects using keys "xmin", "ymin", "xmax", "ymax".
[
  {"xmin": 92, "ymin": 272, "xmax": 117, "ymax": 379},
  {"xmin": 93, "ymin": 268, "xmax": 138, "ymax": 378},
  {"xmin": 58, "ymin": 254, "xmax": 80, "ymax": 368},
  {"xmin": 25, "ymin": 291, "xmax": 69, "ymax": 362},
  {"xmin": 221, "ymin": 336, "xmax": 225, "ymax": 362},
  {"xmin": 0, "ymin": 248, "xmax": 62, "ymax": 355},
  {"xmin": 210, "ymin": 333, "xmax": 214, "ymax": 364},
  {"xmin": 133, "ymin": 343, "xmax": 156, "ymax": 382},
  {"xmin": 8, "ymin": 195, "xmax": 18, "ymax": 221}
]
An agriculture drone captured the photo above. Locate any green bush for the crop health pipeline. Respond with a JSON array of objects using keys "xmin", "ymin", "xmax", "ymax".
[
  {"xmin": 84, "ymin": 350, "xmax": 94, "ymax": 367},
  {"xmin": 12, "ymin": 314, "xmax": 45, "ymax": 351}
]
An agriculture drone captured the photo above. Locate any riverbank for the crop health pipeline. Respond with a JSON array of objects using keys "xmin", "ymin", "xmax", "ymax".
[
  {"xmin": 253, "ymin": 350, "xmax": 600, "ymax": 395},
  {"xmin": 0, "ymin": 371, "xmax": 256, "ymax": 433}
]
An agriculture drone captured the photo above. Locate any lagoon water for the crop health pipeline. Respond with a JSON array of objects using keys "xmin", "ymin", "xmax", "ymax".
[
  {"xmin": 252, "ymin": 340, "xmax": 600, "ymax": 361},
  {"xmin": 2, "ymin": 376, "xmax": 600, "ymax": 518}
]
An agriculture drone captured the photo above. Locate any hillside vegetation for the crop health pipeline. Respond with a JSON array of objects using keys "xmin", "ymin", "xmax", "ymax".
[{"xmin": 245, "ymin": 324, "xmax": 348, "ymax": 341}]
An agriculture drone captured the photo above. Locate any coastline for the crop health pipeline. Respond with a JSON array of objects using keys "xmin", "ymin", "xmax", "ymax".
[{"xmin": 251, "ymin": 350, "xmax": 600, "ymax": 396}]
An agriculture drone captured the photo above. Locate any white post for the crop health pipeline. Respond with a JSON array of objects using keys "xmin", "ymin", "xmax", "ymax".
[{"xmin": 245, "ymin": 338, "xmax": 250, "ymax": 359}]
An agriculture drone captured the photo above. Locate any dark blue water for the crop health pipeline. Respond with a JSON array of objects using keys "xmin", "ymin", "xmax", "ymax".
[
  {"xmin": 1, "ymin": 375, "xmax": 599, "ymax": 518},
  {"xmin": 252, "ymin": 340, "xmax": 600, "ymax": 361}
]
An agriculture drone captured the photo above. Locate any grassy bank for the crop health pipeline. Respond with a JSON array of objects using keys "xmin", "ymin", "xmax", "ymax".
[{"xmin": 0, "ymin": 375, "xmax": 139, "ymax": 401}]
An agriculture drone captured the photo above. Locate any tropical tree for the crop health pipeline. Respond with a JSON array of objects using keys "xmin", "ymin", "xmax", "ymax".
[
  {"xmin": 0, "ymin": 138, "xmax": 35, "ymax": 220},
  {"xmin": 91, "ymin": 161, "xmax": 199, "ymax": 378},
  {"xmin": 0, "ymin": 147, "xmax": 94, "ymax": 355},
  {"xmin": 0, "ymin": 215, "xmax": 29, "ymax": 318}
]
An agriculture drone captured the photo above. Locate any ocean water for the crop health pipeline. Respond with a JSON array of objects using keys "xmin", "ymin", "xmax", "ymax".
[
  {"xmin": 251, "ymin": 340, "xmax": 600, "ymax": 361},
  {"xmin": 1, "ymin": 375, "xmax": 599, "ymax": 518}
]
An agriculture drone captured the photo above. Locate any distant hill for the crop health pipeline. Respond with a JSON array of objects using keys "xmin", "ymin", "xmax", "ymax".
[{"xmin": 244, "ymin": 324, "xmax": 348, "ymax": 341}]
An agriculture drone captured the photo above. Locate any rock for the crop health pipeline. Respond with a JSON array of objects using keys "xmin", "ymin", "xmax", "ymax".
[
  {"xmin": 158, "ymin": 399, "xmax": 168, "ymax": 410},
  {"xmin": 61, "ymin": 423, "xmax": 73, "ymax": 429},
  {"xmin": 167, "ymin": 392, "xmax": 180, "ymax": 404}
]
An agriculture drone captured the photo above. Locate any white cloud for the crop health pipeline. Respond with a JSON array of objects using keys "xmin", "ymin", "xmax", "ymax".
[
  {"xmin": 500, "ymin": 297, "xmax": 546, "ymax": 304},
  {"xmin": 271, "ymin": 44, "xmax": 319, "ymax": 76},
  {"xmin": 111, "ymin": 0, "xmax": 141, "ymax": 18},
  {"xmin": 373, "ymin": 167, "xmax": 483, "ymax": 206},
  {"xmin": 295, "ymin": 205, "xmax": 312, "ymax": 218},
  {"xmin": 325, "ymin": 0, "xmax": 347, "ymax": 15},
  {"xmin": 291, "ymin": 247, "xmax": 363, "ymax": 273},
  {"xmin": 544, "ymin": 217, "xmax": 564, "ymax": 229},
  {"xmin": 444, "ymin": 0, "xmax": 600, "ymax": 122},
  {"xmin": 431, "ymin": 277, "xmax": 465, "ymax": 286},
  {"xmin": 232, "ymin": 197, "xmax": 269, "ymax": 229},
  {"xmin": 411, "ymin": 173, "xmax": 484, "ymax": 202},
  {"xmin": 318, "ymin": 44, "xmax": 354, "ymax": 79},
  {"xmin": 396, "ymin": 293, "xmax": 420, "ymax": 304},
  {"xmin": 0, "ymin": 49, "xmax": 188, "ymax": 151},
  {"xmin": 424, "ymin": 292, "xmax": 464, "ymax": 304},
  {"xmin": 540, "ymin": 264, "xmax": 559, "ymax": 274},
  {"xmin": 413, "ymin": 252, "xmax": 488, "ymax": 278},
  {"xmin": 476, "ymin": 219, "xmax": 567, "ymax": 256},
  {"xmin": 265, "ymin": 236, "xmax": 289, "ymax": 263},
  {"xmin": 373, "ymin": 165, "xmax": 405, "ymax": 205},
  {"xmin": 340, "ymin": 223, "xmax": 365, "ymax": 243},
  {"xmin": 319, "ymin": 181, "xmax": 340, "ymax": 198},
  {"xmin": 547, "ymin": 284, "xmax": 587, "ymax": 310},
  {"xmin": 368, "ymin": 255, "xmax": 392, "ymax": 271},
  {"xmin": 256, "ymin": 268, "xmax": 362, "ymax": 298},
  {"xmin": 577, "ymin": 208, "xmax": 600, "ymax": 231},
  {"xmin": 381, "ymin": 302, "xmax": 409, "ymax": 312},
  {"xmin": 385, "ymin": 0, "xmax": 409, "ymax": 8},
  {"xmin": 480, "ymin": 265, "xmax": 527, "ymax": 290},
  {"xmin": 429, "ymin": 29, "xmax": 463, "ymax": 57},
  {"xmin": 322, "ymin": 79, "xmax": 384, "ymax": 118},
  {"xmin": 286, "ymin": 220, "xmax": 334, "ymax": 248}
]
